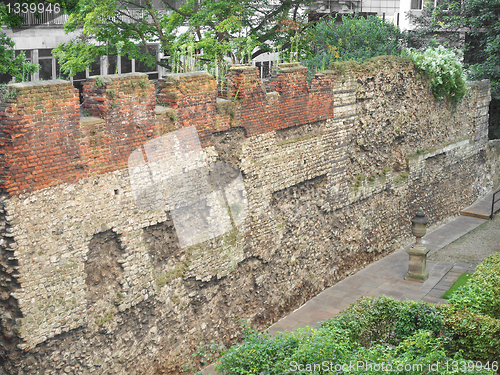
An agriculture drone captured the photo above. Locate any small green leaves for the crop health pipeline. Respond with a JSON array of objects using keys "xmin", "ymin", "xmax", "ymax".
[{"xmin": 406, "ymin": 46, "xmax": 468, "ymax": 103}]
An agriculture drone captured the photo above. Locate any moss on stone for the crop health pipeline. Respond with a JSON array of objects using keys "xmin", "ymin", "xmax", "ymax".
[{"xmin": 327, "ymin": 55, "xmax": 414, "ymax": 76}]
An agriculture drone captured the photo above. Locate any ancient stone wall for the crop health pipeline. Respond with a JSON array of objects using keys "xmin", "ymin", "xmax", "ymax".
[{"xmin": 0, "ymin": 57, "xmax": 496, "ymax": 374}]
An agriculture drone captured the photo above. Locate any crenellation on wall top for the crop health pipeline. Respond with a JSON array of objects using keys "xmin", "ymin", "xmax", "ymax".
[
  {"xmin": 228, "ymin": 64, "xmax": 259, "ymax": 73},
  {"xmin": 3, "ymin": 60, "xmax": 490, "ymax": 197},
  {"xmin": 275, "ymin": 62, "xmax": 308, "ymax": 74}
]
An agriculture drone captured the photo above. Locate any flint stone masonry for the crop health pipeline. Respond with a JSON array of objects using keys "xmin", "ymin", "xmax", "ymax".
[{"xmin": 0, "ymin": 56, "xmax": 497, "ymax": 374}]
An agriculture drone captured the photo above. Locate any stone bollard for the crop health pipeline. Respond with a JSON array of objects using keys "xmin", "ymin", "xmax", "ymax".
[{"xmin": 405, "ymin": 210, "xmax": 430, "ymax": 282}]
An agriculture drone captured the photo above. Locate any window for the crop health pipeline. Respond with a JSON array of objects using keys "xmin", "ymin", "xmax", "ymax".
[
  {"xmin": 55, "ymin": 60, "xmax": 71, "ymax": 80},
  {"xmin": 38, "ymin": 49, "xmax": 55, "ymax": 80},
  {"xmin": 89, "ymin": 56, "xmax": 101, "ymax": 77},
  {"xmin": 411, "ymin": 0, "xmax": 423, "ymax": 9},
  {"xmin": 121, "ymin": 55, "xmax": 133, "ymax": 74},
  {"xmin": 135, "ymin": 45, "xmax": 158, "ymax": 73},
  {"xmin": 13, "ymin": 44, "xmax": 162, "ymax": 84},
  {"xmin": 108, "ymin": 55, "xmax": 118, "ymax": 75}
]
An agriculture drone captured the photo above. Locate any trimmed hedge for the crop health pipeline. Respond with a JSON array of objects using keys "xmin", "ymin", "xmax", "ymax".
[
  {"xmin": 442, "ymin": 305, "xmax": 500, "ymax": 361},
  {"xmin": 216, "ymin": 316, "xmax": 496, "ymax": 374},
  {"xmin": 321, "ymin": 296, "xmax": 445, "ymax": 346},
  {"xmin": 448, "ymin": 253, "xmax": 500, "ymax": 319}
]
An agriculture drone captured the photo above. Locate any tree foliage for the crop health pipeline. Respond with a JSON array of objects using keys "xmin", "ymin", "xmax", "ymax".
[
  {"xmin": 0, "ymin": 1, "xmax": 41, "ymax": 82},
  {"xmin": 53, "ymin": 0, "xmax": 313, "ymax": 76},
  {"xmin": 302, "ymin": 14, "xmax": 407, "ymax": 78},
  {"xmin": 407, "ymin": 0, "xmax": 500, "ymax": 97}
]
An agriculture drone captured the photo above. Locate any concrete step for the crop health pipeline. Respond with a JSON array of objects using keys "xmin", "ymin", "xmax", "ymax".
[
  {"xmin": 460, "ymin": 188, "xmax": 500, "ymax": 220},
  {"xmin": 460, "ymin": 210, "xmax": 491, "ymax": 220}
]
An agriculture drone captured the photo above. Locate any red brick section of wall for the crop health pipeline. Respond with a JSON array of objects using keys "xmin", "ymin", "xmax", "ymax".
[
  {"xmin": 0, "ymin": 80, "xmax": 81, "ymax": 196},
  {"xmin": 159, "ymin": 64, "xmax": 334, "ymax": 140},
  {"xmin": 225, "ymin": 63, "xmax": 333, "ymax": 136},
  {"xmin": 0, "ymin": 74, "xmax": 156, "ymax": 196},
  {"xmin": 270, "ymin": 63, "xmax": 333, "ymax": 130},
  {"xmin": 157, "ymin": 72, "xmax": 217, "ymax": 147},
  {"xmin": 0, "ymin": 66, "xmax": 332, "ymax": 196},
  {"xmin": 81, "ymin": 74, "xmax": 156, "ymax": 172}
]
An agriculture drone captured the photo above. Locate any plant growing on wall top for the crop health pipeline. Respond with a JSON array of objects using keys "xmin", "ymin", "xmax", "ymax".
[
  {"xmin": 408, "ymin": 0, "xmax": 500, "ymax": 98},
  {"xmin": 301, "ymin": 14, "xmax": 407, "ymax": 81},
  {"xmin": 405, "ymin": 45, "xmax": 468, "ymax": 103}
]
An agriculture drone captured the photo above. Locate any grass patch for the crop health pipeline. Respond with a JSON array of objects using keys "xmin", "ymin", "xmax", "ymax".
[{"xmin": 441, "ymin": 272, "xmax": 473, "ymax": 299}]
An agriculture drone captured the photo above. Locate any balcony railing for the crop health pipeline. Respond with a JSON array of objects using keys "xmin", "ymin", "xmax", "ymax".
[
  {"xmin": 18, "ymin": 10, "xmax": 68, "ymax": 26},
  {"xmin": 16, "ymin": 8, "xmax": 172, "ymax": 27}
]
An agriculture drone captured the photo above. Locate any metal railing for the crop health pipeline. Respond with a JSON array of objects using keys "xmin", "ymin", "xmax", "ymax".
[
  {"xmin": 491, "ymin": 188, "xmax": 500, "ymax": 219},
  {"xmin": 16, "ymin": 8, "xmax": 171, "ymax": 27},
  {"xmin": 18, "ymin": 10, "xmax": 68, "ymax": 26}
]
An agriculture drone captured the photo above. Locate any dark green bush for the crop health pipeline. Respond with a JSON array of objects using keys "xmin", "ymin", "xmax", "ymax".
[
  {"xmin": 322, "ymin": 296, "xmax": 445, "ymax": 346},
  {"xmin": 351, "ymin": 330, "xmax": 494, "ymax": 375},
  {"xmin": 449, "ymin": 253, "xmax": 500, "ymax": 318},
  {"xmin": 302, "ymin": 14, "xmax": 407, "ymax": 79},
  {"xmin": 394, "ymin": 301, "xmax": 445, "ymax": 341},
  {"xmin": 322, "ymin": 296, "xmax": 400, "ymax": 346},
  {"xmin": 216, "ymin": 325, "xmax": 496, "ymax": 374},
  {"xmin": 441, "ymin": 305, "xmax": 500, "ymax": 361},
  {"xmin": 216, "ymin": 329, "xmax": 303, "ymax": 374}
]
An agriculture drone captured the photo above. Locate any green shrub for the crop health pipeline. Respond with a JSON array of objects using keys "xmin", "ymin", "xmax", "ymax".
[
  {"xmin": 287, "ymin": 326, "xmax": 354, "ymax": 371},
  {"xmin": 322, "ymin": 295, "xmax": 401, "ymax": 346},
  {"xmin": 216, "ymin": 323, "xmax": 496, "ymax": 374},
  {"xmin": 302, "ymin": 14, "xmax": 407, "ymax": 80},
  {"xmin": 216, "ymin": 329, "xmax": 303, "ymax": 374},
  {"xmin": 442, "ymin": 305, "xmax": 500, "ymax": 361},
  {"xmin": 350, "ymin": 331, "xmax": 494, "ymax": 375},
  {"xmin": 449, "ymin": 253, "xmax": 500, "ymax": 319},
  {"xmin": 322, "ymin": 296, "xmax": 445, "ymax": 346},
  {"xmin": 405, "ymin": 46, "xmax": 467, "ymax": 103},
  {"xmin": 394, "ymin": 301, "xmax": 445, "ymax": 341}
]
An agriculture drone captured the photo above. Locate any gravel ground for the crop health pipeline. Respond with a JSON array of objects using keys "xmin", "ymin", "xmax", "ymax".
[{"xmin": 429, "ymin": 213, "xmax": 500, "ymax": 265}]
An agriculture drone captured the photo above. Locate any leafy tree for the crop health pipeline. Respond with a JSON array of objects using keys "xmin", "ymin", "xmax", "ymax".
[
  {"xmin": 0, "ymin": 2, "xmax": 40, "ymax": 82},
  {"xmin": 302, "ymin": 14, "xmax": 407, "ymax": 78},
  {"xmin": 407, "ymin": 0, "xmax": 500, "ymax": 97},
  {"xmin": 53, "ymin": 0, "xmax": 314, "ymax": 76}
]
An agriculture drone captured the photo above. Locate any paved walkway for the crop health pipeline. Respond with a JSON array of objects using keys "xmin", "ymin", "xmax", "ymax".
[{"xmin": 202, "ymin": 191, "xmax": 497, "ymax": 374}]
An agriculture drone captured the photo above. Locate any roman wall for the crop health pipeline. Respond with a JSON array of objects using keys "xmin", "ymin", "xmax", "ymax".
[{"xmin": 0, "ymin": 56, "xmax": 496, "ymax": 374}]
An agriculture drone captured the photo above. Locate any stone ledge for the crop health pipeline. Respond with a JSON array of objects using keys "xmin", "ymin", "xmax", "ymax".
[
  {"xmin": 154, "ymin": 105, "xmax": 175, "ymax": 116},
  {"xmin": 80, "ymin": 116, "xmax": 105, "ymax": 126}
]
